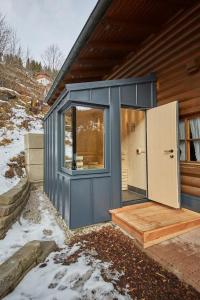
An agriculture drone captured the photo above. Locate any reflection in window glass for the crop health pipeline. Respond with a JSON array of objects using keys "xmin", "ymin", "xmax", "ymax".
[
  {"xmin": 64, "ymin": 105, "xmax": 105, "ymax": 170},
  {"xmin": 64, "ymin": 109, "xmax": 73, "ymax": 169},
  {"xmin": 179, "ymin": 121, "xmax": 186, "ymax": 161},
  {"xmin": 76, "ymin": 106, "xmax": 104, "ymax": 169},
  {"xmin": 179, "ymin": 141, "xmax": 186, "ymax": 161},
  {"xmin": 190, "ymin": 118, "xmax": 200, "ymax": 161},
  {"xmin": 179, "ymin": 121, "xmax": 185, "ymax": 140}
]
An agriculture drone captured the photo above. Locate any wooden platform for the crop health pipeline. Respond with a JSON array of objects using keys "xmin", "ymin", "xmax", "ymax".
[{"xmin": 110, "ymin": 202, "xmax": 200, "ymax": 248}]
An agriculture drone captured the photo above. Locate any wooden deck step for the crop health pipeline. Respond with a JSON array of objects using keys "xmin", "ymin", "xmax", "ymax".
[{"xmin": 109, "ymin": 202, "xmax": 200, "ymax": 248}]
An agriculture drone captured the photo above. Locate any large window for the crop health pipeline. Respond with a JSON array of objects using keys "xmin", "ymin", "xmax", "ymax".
[
  {"xmin": 64, "ymin": 105, "xmax": 105, "ymax": 170},
  {"xmin": 179, "ymin": 117, "xmax": 200, "ymax": 162}
]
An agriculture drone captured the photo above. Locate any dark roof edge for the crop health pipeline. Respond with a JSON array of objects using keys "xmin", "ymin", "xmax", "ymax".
[
  {"xmin": 44, "ymin": 88, "xmax": 69, "ymax": 120},
  {"xmin": 45, "ymin": 0, "xmax": 113, "ymax": 104}
]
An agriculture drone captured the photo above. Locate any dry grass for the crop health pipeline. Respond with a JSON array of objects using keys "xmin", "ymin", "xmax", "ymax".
[
  {"xmin": 0, "ymin": 138, "xmax": 12, "ymax": 146},
  {"xmin": 0, "ymin": 102, "xmax": 13, "ymax": 129},
  {"xmin": 5, "ymin": 152, "xmax": 25, "ymax": 178},
  {"xmin": 18, "ymin": 119, "xmax": 30, "ymax": 130},
  {"xmin": 6, "ymin": 124, "xmax": 15, "ymax": 131},
  {"xmin": 0, "ymin": 102, "xmax": 11, "ymax": 112},
  {"xmin": 0, "ymin": 112, "xmax": 11, "ymax": 121}
]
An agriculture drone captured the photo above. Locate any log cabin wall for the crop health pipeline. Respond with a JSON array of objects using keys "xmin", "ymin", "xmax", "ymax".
[{"xmin": 105, "ymin": 2, "xmax": 200, "ymax": 206}]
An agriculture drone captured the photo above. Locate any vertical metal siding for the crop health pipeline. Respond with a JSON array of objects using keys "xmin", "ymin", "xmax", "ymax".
[
  {"xmin": 44, "ymin": 76, "xmax": 156, "ymax": 229},
  {"xmin": 110, "ymin": 87, "xmax": 121, "ymax": 208},
  {"xmin": 43, "ymin": 121, "xmax": 47, "ymax": 194},
  {"xmin": 52, "ymin": 112, "xmax": 56, "ymax": 204},
  {"xmin": 93, "ymin": 177, "xmax": 112, "ymax": 223},
  {"xmin": 70, "ymin": 179, "xmax": 93, "ymax": 228},
  {"xmin": 49, "ymin": 115, "xmax": 53, "ymax": 201}
]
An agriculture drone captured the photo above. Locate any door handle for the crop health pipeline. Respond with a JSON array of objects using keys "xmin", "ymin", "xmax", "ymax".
[
  {"xmin": 164, "ymin": 149, "xmax": 174, "ymax": 153},
  {"xmin": 136, "ymin": 148, "xmax": 145, "ymax": 155}
]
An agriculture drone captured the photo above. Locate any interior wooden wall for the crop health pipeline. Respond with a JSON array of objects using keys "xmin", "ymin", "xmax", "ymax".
[
  {"xmin": 106, "ymin": 2, "xmax": 200, "ymax": 197},
  {"xmin": 77, "ymin": 109, "xmax": 104, "ymax": 168}
]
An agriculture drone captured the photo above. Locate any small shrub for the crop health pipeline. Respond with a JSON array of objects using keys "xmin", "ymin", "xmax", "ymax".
[
  {"xmin": 6, "ymin": 152, "xmax": 25, "ymax": 179},
  {"xmin": 5, "ymin": 166, "xmax": 15, "ymax": 178}
]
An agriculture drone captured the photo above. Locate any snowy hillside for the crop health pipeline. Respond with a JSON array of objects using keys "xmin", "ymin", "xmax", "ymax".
[{"xmin": 0, "ymin": 65, "xmax": 49, "ymax": 195}]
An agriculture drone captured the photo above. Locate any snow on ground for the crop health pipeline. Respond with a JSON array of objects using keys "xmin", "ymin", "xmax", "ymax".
[
  {"xmin": 4, "ymin": 244, "xmax": 130, "ymax": 300},
  {"xmin": 1, "ymin": 188, "xmax": 130, "ymax": 300},
  {"xmin": 0, "ymin": 188, "xmax": 65, "ymax": 263},
  {"xmin": 0, "ymin": 104, "xmax": 43, "ymax": 194}
]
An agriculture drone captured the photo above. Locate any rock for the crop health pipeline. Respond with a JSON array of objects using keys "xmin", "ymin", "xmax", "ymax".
[
  {"xmin": 0, "ymin": 177, "xmax": 28, "ymax": 205},
  {"xmin": 43, "ymin": 229, "xmax": 53, "ymax": 236},
  {"xmin": 0, "ymin": 240, "xmax": 58, "ymax": 299}
]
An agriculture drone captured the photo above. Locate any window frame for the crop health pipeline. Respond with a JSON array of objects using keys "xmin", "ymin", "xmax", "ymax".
[
  {"xmin": 59, "ymin": 101, "xmax": 110, "ymax": 176},
  {"xmin": 180, "ymin": 116, "xmax": 200, "ymax": 163}
]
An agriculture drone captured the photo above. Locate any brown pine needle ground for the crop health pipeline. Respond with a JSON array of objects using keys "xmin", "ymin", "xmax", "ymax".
[{"xmin": 69, "ymin": 226, "xmax": 200, "ymax": 300}]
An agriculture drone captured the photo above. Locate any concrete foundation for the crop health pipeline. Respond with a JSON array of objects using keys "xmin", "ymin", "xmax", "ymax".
[
  {"xmin": 24, "ymin": 133, "xmax": 44, "ymax": 149},
  {"xmin": 25, "ymin": 133, "xmax": 44, "ymax": 183}
]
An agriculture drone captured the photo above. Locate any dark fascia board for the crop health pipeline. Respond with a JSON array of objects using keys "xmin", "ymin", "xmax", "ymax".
[
  {"xmin": 66, "ymin": 73, "xmax": 156, "ymax": 91},
  {"xmin": 44, "ymin": 73, "xmax": 156, "ymax": 120},
  {"xmin": 45, "ymin": 0, "xmax": 113, "ymax": 104},
  {"xmin": 44, "ymin": 88, "xmax": 69, "ymax": 121}
]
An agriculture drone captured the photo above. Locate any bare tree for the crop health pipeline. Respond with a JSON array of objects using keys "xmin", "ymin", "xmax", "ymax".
[
  {"xmin": 0, "ymin": 13, "xmax": 11, "ymax": 59},
  {"xmin": 42, "ymin": 44, "xmax": 64, "ymax": 75},
  {"xmin": 8, "ymin": 29, "xmax": 20, "ymax": 56},
  {"xmin": 25, "ymin": 47, "xmax": 31, "ymax": 62}
]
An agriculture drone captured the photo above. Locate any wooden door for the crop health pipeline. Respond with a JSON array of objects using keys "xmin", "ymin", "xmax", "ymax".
[{"xmin": 147, "ymin": 101, "xmax": 180, "ymax": 208}]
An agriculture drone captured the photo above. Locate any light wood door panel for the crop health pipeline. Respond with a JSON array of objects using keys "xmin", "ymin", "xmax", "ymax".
[{"xmin": 147, "ymin": 101, "xmax": 180, "ymax": 208}]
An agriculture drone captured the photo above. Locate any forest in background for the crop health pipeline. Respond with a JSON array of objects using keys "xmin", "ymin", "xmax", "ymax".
[{"xmin": 0, "ymin": 12, "xmax": 64, "ymax": 80}]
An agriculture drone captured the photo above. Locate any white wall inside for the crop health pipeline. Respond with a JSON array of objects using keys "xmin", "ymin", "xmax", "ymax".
[{"xmin": 121, "ymin": 108, "xmax": 147, "ymax": 191}]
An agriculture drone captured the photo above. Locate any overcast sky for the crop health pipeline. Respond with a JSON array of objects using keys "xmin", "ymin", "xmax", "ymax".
[{"xmin": 0, "ymin": 0, "xmax": 97, "ymax": 62}]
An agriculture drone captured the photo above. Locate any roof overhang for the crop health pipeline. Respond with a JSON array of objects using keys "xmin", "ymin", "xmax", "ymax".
[{"xmin": 46, "ymin": 0, "xmax": 198, "ymax": 105}]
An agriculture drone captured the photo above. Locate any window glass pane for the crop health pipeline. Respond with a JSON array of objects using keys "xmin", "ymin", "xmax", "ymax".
[
  {"xmin": 63, "ymin": 105, "xmax": 105, "ymax": 170},
  {"xmin": 190, "ymin": 118, "xmax": 200, "ymax": 161},
  {"xmin": 64, "ymin": 108, "xmax": 73, "ymax": 169},
  {"xmin": 76, "ymin": 106, "xmax": 104, "ymax": 169},
  {"xmin": 179, "ymin": 141, "xmax": 186, "ymax": 161},
  {"xmin": 190, "ymin": 141, "xmax": 200, "ymax": 161},
  {"xmin": 190, "ymin": 118, "xmax": 200, "ymax": 139},
  {"xmin": 179, "ymin": 121, "xmax": 185, "ymax": 139}
]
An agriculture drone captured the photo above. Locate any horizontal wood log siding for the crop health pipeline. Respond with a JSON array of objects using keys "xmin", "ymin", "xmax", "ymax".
[{"xmin": 105, "ymin": 2, "xmax": 200, "ymax": 198}]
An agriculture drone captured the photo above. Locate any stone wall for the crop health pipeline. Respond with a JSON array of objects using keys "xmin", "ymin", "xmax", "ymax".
[
  {"xmin": 25, "ymin": 133, "xmax": 44, "ymax": 183},
  {"xmin": 0, "ymin": 177, "xmax": 30, "ymax": 239},
  {"xmin": 0, "ymin": 240, "xmax": 57, "ymax": 299}
]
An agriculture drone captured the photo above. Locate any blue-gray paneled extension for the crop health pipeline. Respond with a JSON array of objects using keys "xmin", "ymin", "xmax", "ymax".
[{"xmin": 44, "ymin": 75, "xmax": 156, "ymax": 229}]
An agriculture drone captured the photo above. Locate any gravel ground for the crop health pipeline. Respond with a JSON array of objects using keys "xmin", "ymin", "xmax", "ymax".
[
  {"xmin": 22, "ymin": 184, "xmax": 73, "ymax": 242},
  {"xmin": 69, "ymin": 226, "xmax": 200, "ymax": 300},
  {"xmin": 24, "ymin": 185, "xmax": 112, "ymax": 243}
]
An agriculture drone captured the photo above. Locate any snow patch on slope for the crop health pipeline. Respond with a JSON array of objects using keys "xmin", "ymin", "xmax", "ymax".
[
  {"xmin": 0, "ymin": 191, "xmax": 65, "ymax": 263},
  {"xmin": 0, "ymin": 105, "xmax": 43, "ymax": 195}
]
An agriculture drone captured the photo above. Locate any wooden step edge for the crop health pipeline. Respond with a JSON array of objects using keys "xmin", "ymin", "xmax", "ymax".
[
  {"xmin": 112, "ymin": 214, "xmax": 144, "ymax": 245},
  {"xmin": 109, "ymin": 202, "xmax": 154, "ymax": 215},
  {"xmin": 144, "ymin": 215, "xmax": 200, "ymax": 241},
  {"xmin": 143, "ymin": 220, "xmax": 200, "ymax": 248}
]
